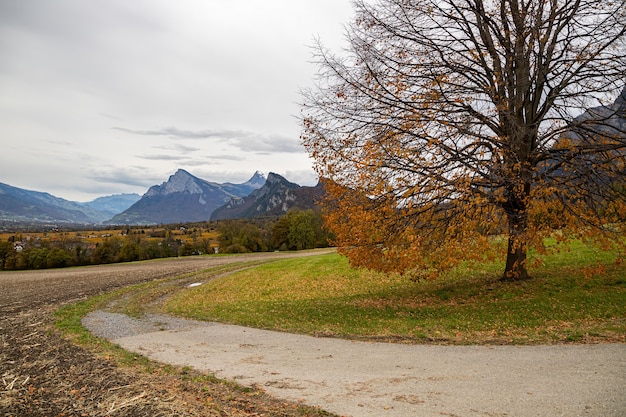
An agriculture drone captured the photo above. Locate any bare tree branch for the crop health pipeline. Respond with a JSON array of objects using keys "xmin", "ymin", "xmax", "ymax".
[{"xmin": 302, "ymin": 0, "xmax": 626, "ymax": 280}]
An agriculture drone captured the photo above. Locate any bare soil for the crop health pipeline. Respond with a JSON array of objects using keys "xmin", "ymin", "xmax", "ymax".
[{"xmin": 0, "ymin": 253, "xmax": 335, "ymax": 416}]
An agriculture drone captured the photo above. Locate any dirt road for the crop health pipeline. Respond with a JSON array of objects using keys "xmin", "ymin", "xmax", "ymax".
[
  {"xmin": 84, "ymin": 311, "xmax": 626, "ymax": 417},
  {"xmin": 0, "ymin": 252, "xmax": 336, "ymax": 416}
]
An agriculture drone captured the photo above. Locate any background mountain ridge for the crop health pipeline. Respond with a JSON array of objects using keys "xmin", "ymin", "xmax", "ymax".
[
  {"xmin": 0, "ymin": 171, "xmax": 270, "ymax": 226},
  {"xmin": 107, "ymin": 170, "xmax": 268, "ymax": 225}
]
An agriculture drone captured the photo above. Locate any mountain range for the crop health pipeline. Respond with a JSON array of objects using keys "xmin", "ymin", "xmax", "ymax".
[
  {"xmin": 0, "ymin": 170, "xmax": 322, "ymax": 226},
  {"xmin": 106, "ymin": 169, "xmax": 267, "ymax": 225},
  {"xmin": 0, "ymin": 182, "xmax": 140, "ymax": 225},
  {"xmin": 211, "ymin": 172, "xmax": 324, "ymax": 221},
  {"xmin": 83, "ymin": 194, "xmax": 141, "ymax": 219}
]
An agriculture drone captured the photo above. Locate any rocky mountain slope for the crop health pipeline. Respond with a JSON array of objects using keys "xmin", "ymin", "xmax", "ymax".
[
  {"xmin": 548, "ymin": 86, "xmax": 626, "ymax": 190},
  {"xmin": 210, "ymin": 172, "xmax": 324, "ymax": 220},
  {"xmin": 0, "ymin": 182, "xmax": 112, "ymax": 224},
  {"xmin": 107, "ymin": 170, "xmax": 266, "ymax": 225},
  {"xmin": 82, "ymin": 194, "xmax": 141, "ymax": 219},
  {"xmin": 569, "ymin": 86, "xmax": 626, "ymax": 138}
]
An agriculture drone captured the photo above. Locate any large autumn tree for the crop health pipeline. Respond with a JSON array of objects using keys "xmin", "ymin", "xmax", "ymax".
[{"xmin": 301, "ymin": 0, "xmax": 626, "ymax": 280}]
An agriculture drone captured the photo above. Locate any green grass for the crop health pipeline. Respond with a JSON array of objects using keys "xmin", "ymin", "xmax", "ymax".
[
  {"xmin": 105, "ymin": 261, "xmax": 273, "ymax": 317},
  {"xmin": 165, "ymin": 247, "xmax": 625, "ymax": 345}
]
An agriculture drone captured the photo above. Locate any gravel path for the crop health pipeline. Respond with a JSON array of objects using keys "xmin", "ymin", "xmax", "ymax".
[{"xmin": 83, "ymin": 310, "xmax": 626, "ymax": 417}]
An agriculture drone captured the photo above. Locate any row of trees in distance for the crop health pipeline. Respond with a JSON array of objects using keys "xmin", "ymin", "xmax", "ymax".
[{"xmin": 0, "ymin": 209, "xmax": 330, "ymax": 270}]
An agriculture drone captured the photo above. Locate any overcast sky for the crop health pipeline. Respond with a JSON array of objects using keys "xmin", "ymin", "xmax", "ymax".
[{"xmin": 0, "ymin": 0, "xmax": 355, "ymax": 202}]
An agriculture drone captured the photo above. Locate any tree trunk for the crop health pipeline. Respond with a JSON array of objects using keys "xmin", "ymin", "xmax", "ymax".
[
  {"xmin": 503, "ymin": 234, "xmax": 530, "ymax": 281},
  {"xmin": 502, "ymin": 210, "xmax": 531, "ymax": 281}
]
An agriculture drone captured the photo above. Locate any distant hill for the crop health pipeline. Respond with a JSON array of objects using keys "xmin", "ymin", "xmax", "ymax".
[
  {"xmin": 0, "ymin": 182, "xmax": 110, "ymax": 224},
  {"xmin": 548, "ymin": 86, "xmax": 626, "ymax": 190},
  {"xmin": 82, "ymin": 193, "xmax": 141, "ymax": 218},
  {"xmin": 568, "ymin": 86, "xmax": 626, "ymax": 139},
  {"xmin": 211, "ymin": 172, "xmax": 324, "ymax": 220},
  {"xmin": 107, "ymin": 170, "xmax": 266, "ymax": 225}
]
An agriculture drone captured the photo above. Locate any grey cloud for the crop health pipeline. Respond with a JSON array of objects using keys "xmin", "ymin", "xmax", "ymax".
[
  {"xmin": 0, "ymin": 0, "xmax": 353, "ymax": 202},
  {"xmin": 230, "ymin": 133, "xmax": 304, "ymax": 153},
  {"xmin": 113, "ymin": 126, "xmax": 246, "ymax": 139},
  {"xmin": 137, "ymin": 154, "xmax": 188, "ymax": 161},
  {"xmin": 183, "ymin": 160, "xmax": 215, "ymax": 167},
  {"xmin": 168, "ymin": 155, "xmax": 247, "ymax": 167},
  {"xmin": 114, "ymin": 126, "xmax": 303, "ymax": 153},
  {"xmin": 189, "ymin": 155, "xmax": 246, "ymax": 163},
  {"xmin": 88, "ymin": 167, "xmax": 160, "ymax": 188},
  {"xmin": 154, "ymin": 144, "xmax": 201, "ymax": 154},
  {"xmin": 206, "ymin": 154, "xmax": 247, "ymax": 161},
  {"xmin": 182, "ymin": 156, "xmax": 245, "ymax": 167},
  {"xmin": 136, "ymin": 154, "xmax": 245, "ymax": 164}
]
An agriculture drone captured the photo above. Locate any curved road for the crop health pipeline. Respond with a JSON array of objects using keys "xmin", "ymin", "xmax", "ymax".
[{"xmin": 85, "ymin": 311, "xmax": 626, "ymax": 417}]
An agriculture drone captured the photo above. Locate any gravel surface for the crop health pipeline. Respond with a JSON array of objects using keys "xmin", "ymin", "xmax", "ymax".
[
  {"xmin": 83, "ymin": 310, "xmax": 626, "ymax": 417},
  {"xmin": 83, "ymin": 310, "xmax": 202, "ymax": 339}
]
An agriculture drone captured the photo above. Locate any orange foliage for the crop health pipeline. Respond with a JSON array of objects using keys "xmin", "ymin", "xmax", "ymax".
[{"xmin": 302, "ymin": 0, "xmax": 626, "ymax": 280}]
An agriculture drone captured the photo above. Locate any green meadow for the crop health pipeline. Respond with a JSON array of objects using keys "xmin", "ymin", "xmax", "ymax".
[{"xmin": 165, "ymin": 245, "xmax": 625, "ymax": 345}]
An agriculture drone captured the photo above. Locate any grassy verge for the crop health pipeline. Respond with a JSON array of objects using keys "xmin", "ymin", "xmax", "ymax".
[
  {"xmin": 104, "ymin": 260, "xmax": 274, "ymax": 317},
  {"xmin": 165, "ymin": 245, "xmax": 625, "ymax": 345}
]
